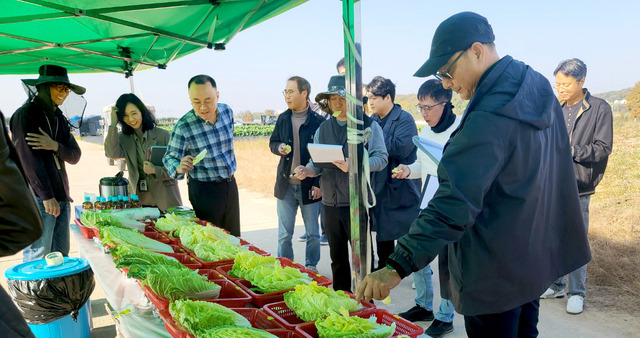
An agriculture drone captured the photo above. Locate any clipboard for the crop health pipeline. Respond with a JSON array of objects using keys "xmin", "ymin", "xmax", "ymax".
[
  {"xmin": 307, "ymin": 143, "xmax": 345, "ymax": 169},
  {"xmin": 412, "ymin": 135, "xmax": 443, "ymax": 167},
  {"xmin": 147, "ymin": 145, "xmax": 167, "ymax": 166},
  {"xmin": 420, "ymin": 174, "xmax": 439, "ymax": 209}
]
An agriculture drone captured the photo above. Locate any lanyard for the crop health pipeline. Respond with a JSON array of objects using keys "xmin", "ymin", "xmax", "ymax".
[{"xmin": 43, "ymin": 113, "xmax": 61, "ymax": 170}]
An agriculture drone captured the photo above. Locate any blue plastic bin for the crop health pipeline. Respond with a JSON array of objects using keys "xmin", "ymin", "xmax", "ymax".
[{"xmin": 5, "ymin": 257, "xmax": 94, "ymax": 338}]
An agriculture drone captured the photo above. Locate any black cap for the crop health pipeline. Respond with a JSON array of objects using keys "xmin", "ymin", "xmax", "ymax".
[{"xmin": 414, "ymin": 12, "xmax": 495, "ymax": 77}]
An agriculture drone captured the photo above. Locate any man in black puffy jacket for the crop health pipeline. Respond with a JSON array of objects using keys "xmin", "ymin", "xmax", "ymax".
[{"xmin": 540, "ymin": 58, "xmax": 613, "ymax": 315}]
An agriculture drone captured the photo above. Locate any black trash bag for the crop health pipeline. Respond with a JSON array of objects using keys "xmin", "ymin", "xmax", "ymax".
[{"xmin": 7, "ymin": 268, "xmax": 95, "ymax": 325}]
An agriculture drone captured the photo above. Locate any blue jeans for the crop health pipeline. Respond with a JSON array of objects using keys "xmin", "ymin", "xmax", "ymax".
[
  {"xmin": 277, "ymin": 184, "xmax": 320, "ymax": 266},
  {"xmin": 414, "ymin": 264, "xmax": 455, "ymax": 323},
  {"xmin": 550, "ymin": 195, "xmax": 590, "ymax": 297},
  {"xmin": 22, "ymin": 197, "xmax": 71, "ymax": 262}
]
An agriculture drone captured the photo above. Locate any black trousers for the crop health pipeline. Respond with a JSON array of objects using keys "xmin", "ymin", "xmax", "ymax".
[
  {"xmin": 188, "ymin": 177, "xmax": 240, "ymax": 237},
  {"xmin": 465, "ymin": 299, "xmax": 539, "ymax": 338},
  {"xmin": 323, "ymin": 204, "xmax": 373, "ymax": 293},
  {"xmin": 375, "ymin": 240, "xmax": 395, "ymax": 270}
]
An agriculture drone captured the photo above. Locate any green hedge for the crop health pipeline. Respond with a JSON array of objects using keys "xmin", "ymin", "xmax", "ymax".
[{"xmin": 234, "ymin": 125, "xmax": 274, "ymax": 137}]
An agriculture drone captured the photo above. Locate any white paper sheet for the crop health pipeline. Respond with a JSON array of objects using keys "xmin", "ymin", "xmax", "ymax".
[
  {"xmin": 420, "ymin": 175, "xmax": 439, "ymax": 209},
  {"xmin": 307, "ymin": 143, "xmax": 345, "ymax": 164}
]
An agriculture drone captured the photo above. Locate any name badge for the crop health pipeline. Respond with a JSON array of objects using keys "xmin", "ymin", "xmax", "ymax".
[{"xmin": 139, "ymin": 179, "xmax": 148, "ymax": 192}]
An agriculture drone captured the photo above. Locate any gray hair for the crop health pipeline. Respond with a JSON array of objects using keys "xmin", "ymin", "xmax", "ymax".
[{"xmin": 553, "ymin": 58, "xmax": 587, "ymax": 80}]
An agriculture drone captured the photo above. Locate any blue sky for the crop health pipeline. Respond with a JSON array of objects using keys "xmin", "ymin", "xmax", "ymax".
[{"xmin": 1, "ymin": 0, "xmax": 638, "ymax": 118}]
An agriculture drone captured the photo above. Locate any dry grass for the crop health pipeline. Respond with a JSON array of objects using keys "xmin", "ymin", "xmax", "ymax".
[
  {"xmin": 233, "ymin": 119, "xmax": 640, "ymax": 315},
  {"xmin": 587, "ymin": 117, "xmax": 640, "ymax": 315},
  {"xmin": 233, "ymin": 137, "xmax": 279, "ymax": 196}
]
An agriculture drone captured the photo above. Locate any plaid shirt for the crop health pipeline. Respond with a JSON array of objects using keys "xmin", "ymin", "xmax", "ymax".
[{"xmin": 163, "ymin": 103, "xmax": 236, "ymax": 181}]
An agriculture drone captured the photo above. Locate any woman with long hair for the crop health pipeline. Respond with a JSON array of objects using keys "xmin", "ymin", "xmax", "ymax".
[{"xmin": 104, "ymin": 93, "xmax": 181, "ymax": 211}]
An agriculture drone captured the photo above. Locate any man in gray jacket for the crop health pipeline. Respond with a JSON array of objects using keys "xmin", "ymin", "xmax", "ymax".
[
  {"xmin": 356, "ymin": 12, "xmax": 591, "ymax": 337},
  {"xmin": 540, "ymin": 58, "xmax": 613, "ymax": 314}
]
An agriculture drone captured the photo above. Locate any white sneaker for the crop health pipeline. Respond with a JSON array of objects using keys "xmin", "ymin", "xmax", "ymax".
[
  {"xmin": 566, "ymin": 295, "xmax": 584, "ymax": 314},
  {"xmin": 540, "ymin": 287, "xmax": 565, "ymax": 299}
]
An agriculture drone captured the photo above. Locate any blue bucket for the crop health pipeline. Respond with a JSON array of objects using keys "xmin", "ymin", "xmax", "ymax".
[{"xmin": 5, "ymin": 256, "xmax": 93, "ymax": 338}]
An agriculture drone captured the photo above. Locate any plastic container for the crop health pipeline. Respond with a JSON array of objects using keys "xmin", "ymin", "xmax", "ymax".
[
  {"xmin": 122, "ymin": 196, "xmax": 130, "ymax": 209},
  {"xmin": 159, "ymin": 307, "xmax": 287, "ymax": 338},
  {"xmin": 4, "ymin": 256, "xmax": 95, "ymax": 338},
  {"xmin": 142, "ymin": 231, "xmax": 171, "ymax": 244},
  {"xmin": 295, "ymin": 309, "xmax": 424, "ymax": 338},
  {"xmin": 142, "ymin": 279, "xmax": 251, "ymax": 311},
  {"xmin": 263, "ymin": 294, "xmax": 376, "ymax": 329},
  {"xmin": 81, "ymin": 197, "xmax": 93, "ymax": 211},
  {"xmin": 159, "ymin": 252, "xmax": 203, "ymax": 270},
  {"xmin": 74, "ymin": 219, "xmax": 99, "ymax": 239},
  {"xmin": 129, "ymin": 194, "xmax": 141, "ymax": 208}
]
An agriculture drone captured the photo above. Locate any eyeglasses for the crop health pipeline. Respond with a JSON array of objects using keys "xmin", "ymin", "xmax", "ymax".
[
  {"xmin": 191, "ymin": 99, "xmax": 214, "ymax": 108},
  {"xmin": 554, "ymin": 81, "xmax": 576, "ymax": 90},
  {"xmin": 416, "ymin": 102, "xmax": 446, "ymax": 114},
  {"xmin": 435, "ymin": 49, "xmax": 467, "ymax": 80},
  {"xmin": 52, "ymin": 83, "xmax": 71, "ymax": 93},
  {"xmin": 282, "ymin": 89, "xmax": 296, "ymax": 97}
]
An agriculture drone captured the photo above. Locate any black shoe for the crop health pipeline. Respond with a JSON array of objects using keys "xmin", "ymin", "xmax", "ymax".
[
  {"xmin": 425, "ymin": 319, "xmax": 454, "ymax": 338},
  {"xmin": 398, "ymin": 305, "xmax": 434, "ymax": 322}
]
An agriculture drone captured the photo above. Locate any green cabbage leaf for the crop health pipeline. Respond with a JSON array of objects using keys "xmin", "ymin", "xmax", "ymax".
[
  {"xmin": 100, "ymin": 226, "xmax": 173, "ymax": 253},
  {"xmin": 315, "ymin": 308, "xmax": 395, "ymax": 338},
  {"xmin": 195, "ymin": 326, "xmax": 277, "ymax": 338},
  {"xmin": 142, "ymin": 265, "xmax": 221, "ymax": 301},
  {"xmin": 284, "ymin": 281, "xmax": 361, "ymax": 321},
  {"xmin": 169, "ymin": 300, "xmax": 250, "ymax": 334},
  {"xmin": 194, "ymin": 241, "xmax": 249, "ymax": 262},
  {"xmin": 179, "ymin": 223, "xmax": 240, "ymax": 250}
]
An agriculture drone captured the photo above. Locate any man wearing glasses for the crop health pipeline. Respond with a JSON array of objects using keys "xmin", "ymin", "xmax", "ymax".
[
  {"xmin": 268, "ymin": 76, "xmax": 325, "ymax": 273},
  {"xmin": 393, "ymin": 79, "xmax": 460, "ymax": 337},
  {"xmin": 540, "ymin": 58, "xmax": 613, "ymax": 314},
  {"xmin": 163, "ymin": 75, "xmax": 240, "ymax": 236},
  {"xmin": 357, "ymin": 12, "xmax": 590, "ymax": 336}
]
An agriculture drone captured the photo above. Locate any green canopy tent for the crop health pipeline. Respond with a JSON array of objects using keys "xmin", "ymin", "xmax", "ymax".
[{"xmin": 0, "ymin": 0, "xmax": 307, "ymax": 76}]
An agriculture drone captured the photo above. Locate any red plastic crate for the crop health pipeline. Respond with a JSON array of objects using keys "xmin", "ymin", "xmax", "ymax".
[
  {"xmin": 160, "ymin": 252, "xmax": 203, "ymax": 270},
  {"xmin": 233, "ymin": 308, "xmax": 285, "ymax": 330},
  {"xmin": 74, "ymin": 219, "xmax": 99, "ymax": 239},
  {"xmin": 263, "ymin": 294, "xmax": 376, "ymax": 329},
  {"xmin": 159, "ymin": 307, "xmax": 289, "ymax": 338},
  {"xmin": 169, "ymin": 244, "xmax": 192, "ymax": 254},
  {"xmin": 197, "ymin": 269, "xmax": 229, "ymax": 281},
  {"xmin": 142, "ymin": 280, "xmax": 251, "ymax": 311},
  {"xmin": 158, "ymin": 309, "xmax": 192, "ymax": 338},
  {"xmin": 142, "ymin": 231, "xmax": 171, "ymax": 244},
  {"xmin": 295, "ymin": 309, "xmax": 423, "ymax": 338},
  {"xmin": 267, "ymin": 329, "xmax": 307, "ymax": 338},
  {"xmin": 197, "ymin": 245, "xmax": 271, "ymax": 269},
  {"xmin": 215, "ymin": 258, "xmax": 307, "ymax": 282}
]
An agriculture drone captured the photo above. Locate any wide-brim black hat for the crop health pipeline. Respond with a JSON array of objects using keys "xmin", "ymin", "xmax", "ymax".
[
  {"xmin": 21, "ymin": 64, "xmax": 86, "ymax": 95},
  {"xmin": 315, "ymin": 75, "xmax": 346, "ymax": 102},
  {"xmin": 414, "ymin": 12, "xmax": 495, "ymax": 77}
]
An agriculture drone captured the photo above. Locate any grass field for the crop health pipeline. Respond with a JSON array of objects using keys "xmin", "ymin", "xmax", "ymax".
[
  {"xmin": 233, "ymin": 117, "xmax": 640, "ymax": 315},
  {"xmin": 586, "ymin": 116, "xmax": 640, "ymax": 315}
]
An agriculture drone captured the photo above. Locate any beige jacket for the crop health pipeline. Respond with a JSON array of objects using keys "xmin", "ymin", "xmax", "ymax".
[{"xmin": 104, "ymin": 126, "xmax": 181, "ymax": 211}]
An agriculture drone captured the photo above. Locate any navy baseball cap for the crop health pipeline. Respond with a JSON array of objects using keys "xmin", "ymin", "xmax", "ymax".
[{"xmin": 414, "ymin": 12, "xmax": 495, "ymax": 77}]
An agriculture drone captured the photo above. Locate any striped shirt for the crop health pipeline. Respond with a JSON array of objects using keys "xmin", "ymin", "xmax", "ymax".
[{"xmin": 163, "ymin": 103, "xmax": 236, "ymax": 181}]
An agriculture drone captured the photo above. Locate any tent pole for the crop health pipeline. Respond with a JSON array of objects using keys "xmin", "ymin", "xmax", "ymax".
[
  {"xmin": 129, "ymin": 76, "xmax": 135, "ymax": 94},
  {"xmin": 343, "ymin": 0, "xmax": 369, "ymax": 292}
]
